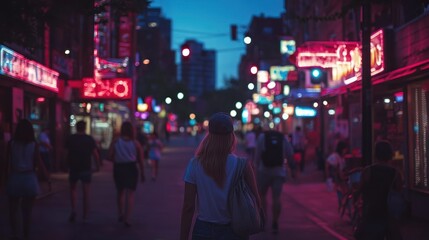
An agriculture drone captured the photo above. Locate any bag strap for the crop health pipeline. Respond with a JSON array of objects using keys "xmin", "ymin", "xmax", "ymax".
[
  {"xmin": 231, "ymin": 157, "xmax": 246, "ymax": 184},
  {"xmin": 228, "ymin": 157, "xmax": 247, "ymax": 213}
]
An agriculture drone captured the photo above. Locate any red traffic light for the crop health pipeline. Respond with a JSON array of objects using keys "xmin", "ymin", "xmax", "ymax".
[
  {"xmin": 182, "ymin": 48, "xmax": 190, "ymax": 57},
  {"xmin": 181, "ymin": 46, "xmax": 190, "ymax": 57}
]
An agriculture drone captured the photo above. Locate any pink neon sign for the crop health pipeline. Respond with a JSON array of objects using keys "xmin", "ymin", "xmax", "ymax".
[
  {"xmin": 0, "ymin": 45, "xmax": 59, "ymax": 92},
  {"xmin": 295, "ymin": 29, "xmax": 386, "ymax": 85},
  {"xmin": 81, "ymin": 77, "xmax": 132, "ymax": 99},
  {"xmin": 296, "ymin": 42, "xmax": 359, "ymax": 68}
]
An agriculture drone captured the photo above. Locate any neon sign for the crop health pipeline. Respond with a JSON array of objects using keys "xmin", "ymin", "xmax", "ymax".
[
  {"xmin": 280, "ymin": 39, "xmax": 296, "ymax": 55},
  {"xmin": 270, "ymin": 65, "xmax": 296, "ymax": 81},
  {"xmin": 295, "ymin": 106, "xmax": 317, "ymax": 117},
  {"xmin": 81, "ymin": 77, "xmax": 132, "ymax": 99},
  {"xmin": 0, "ymin": 45, "xmax": 59, "ymax": 92},
  {"xmin": 295, "ymin": 30, "xmax": 385, "ymax": 86},
  {"xmin": 341, "ymin": 29, "xmax": 384, "ymax": 85},
  {"xmin": 296, "ymin": 42, "xmax": 359, "ymax": 68}
]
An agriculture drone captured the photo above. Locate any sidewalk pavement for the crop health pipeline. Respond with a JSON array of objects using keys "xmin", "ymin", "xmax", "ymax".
[{"xmin": 291, "ymin": 162, "xmax": 429, "ymax": 239}]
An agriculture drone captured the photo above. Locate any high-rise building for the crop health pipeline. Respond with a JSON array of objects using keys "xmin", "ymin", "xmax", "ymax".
[
  {"xmin": 136, "ymin": 8, "xmax": 176, "ymax": 99},
  {"xmin": 238, "ymin": 15, "xmax": 283, "ymax": 83},
  {"xmin": 180, "ymin": 39, "xmax": 216, "ymax": 97}
]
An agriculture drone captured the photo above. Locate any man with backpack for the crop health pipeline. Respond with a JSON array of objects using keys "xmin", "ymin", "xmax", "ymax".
[{"xmin": 255, "ymin": 129, "xmax": 295, "ymax": 234}]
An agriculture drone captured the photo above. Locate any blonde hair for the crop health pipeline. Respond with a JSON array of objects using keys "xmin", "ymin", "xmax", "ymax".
[{"xmin": 195, "ymin": 132, "xmax": 236, "ymax": 187}]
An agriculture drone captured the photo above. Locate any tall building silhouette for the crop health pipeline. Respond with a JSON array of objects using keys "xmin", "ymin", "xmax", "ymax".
[
  {"xmin": 180, "ymin": 40, "xmax": 216, "ymax": 98},
  {"xmin": 136, "ymin": 7, "xmax": 176, "ymax": 100}
]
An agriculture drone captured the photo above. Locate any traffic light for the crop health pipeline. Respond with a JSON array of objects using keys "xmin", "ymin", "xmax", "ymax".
[
  {"xmin": 230, "ymin": 24, "xmax": 237, "ymax": 41},
  {"xmin": 310, "ymin": 68, "xmax": 327, "ymax": 84},
  {"xmin": 181, "ymin": 44, "xmax": 191, "ymax": 61}
]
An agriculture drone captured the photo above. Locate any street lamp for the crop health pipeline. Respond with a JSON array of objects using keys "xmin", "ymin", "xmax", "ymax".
[
  {"xmin": 230, "ymin": 110, "xmax": 237, "ymax": 117},
  {"xmin": 248, "ymin": 83, "xmax": 255, "ymax": 90},
  {"xmin": 177, "ymin": 92, "xmax": 184, "ymax": 100},
  {"xmin": 235, "ymin": 102, "xmax": 242, "ymax": 109}
]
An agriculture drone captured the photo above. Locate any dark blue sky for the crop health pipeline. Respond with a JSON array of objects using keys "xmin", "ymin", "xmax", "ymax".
[{"xmin": 151, "ymin": 0, "xmax": 284, "ymax": 88}]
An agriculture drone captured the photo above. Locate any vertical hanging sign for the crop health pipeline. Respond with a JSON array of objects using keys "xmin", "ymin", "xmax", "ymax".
[{"xmin": 118, "ymin": 14, "xmax": 132, "ymax": 58}]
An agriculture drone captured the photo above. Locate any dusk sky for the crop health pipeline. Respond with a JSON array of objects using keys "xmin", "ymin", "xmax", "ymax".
[{"xmin": 151, "ymin": 0, "xmax": 285, "ymax": 88}]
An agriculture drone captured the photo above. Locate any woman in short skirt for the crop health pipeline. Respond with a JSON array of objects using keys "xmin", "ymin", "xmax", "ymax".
[{"xmin": 108, "ymin": 121, "xmax": 145, "ymax": 227}]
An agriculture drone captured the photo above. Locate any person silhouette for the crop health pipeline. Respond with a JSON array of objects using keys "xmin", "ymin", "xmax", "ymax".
[
  {"xmin": 64, "ymin": 120, "xmax": 101, "ymax": 222},
  {"xmin": 6, "ymin": 119, "xmax": 50, "ymax": 239},
  {"xmin": 180, "ymin": 112, "xmax": 261, "ymax": 239}
]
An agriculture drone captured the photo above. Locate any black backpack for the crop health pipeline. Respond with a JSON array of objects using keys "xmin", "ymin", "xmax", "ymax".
[{"xmin": 261, "ymin": 131, "xmax": 284, "ymax": 167}]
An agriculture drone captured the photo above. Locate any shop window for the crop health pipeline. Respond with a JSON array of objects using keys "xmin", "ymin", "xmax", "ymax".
[
  {"xmin": 373, "ymin": 92, "xmax": 405, "ymax": 174},
  {"xmin": 409, "ymin": 83, "xmax": 429, "ymax": 192}
]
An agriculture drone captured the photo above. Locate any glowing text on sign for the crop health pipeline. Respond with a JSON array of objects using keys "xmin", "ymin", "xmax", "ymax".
[
  {"xmin": 0, "ymin": 45, "xmax": 59, "ymax": 92},
  {"xmin": 295, "ymin": 106, "xmax": 317, "ymax": 117},
  {"xmin": 82, "ymin": 77, "xmax": 132, "ymax": 99}
]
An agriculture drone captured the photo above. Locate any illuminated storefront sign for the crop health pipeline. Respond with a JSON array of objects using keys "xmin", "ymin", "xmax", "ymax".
[
  {"xmin": 295, "ymin": 30, "xmax": 386, "ymax": 86},
  {"xmin": 342, "ymin": 29, "xmax": 385, "ymax": 85},
  {"xmin": 257, "ymin": 70, "xmax": 269, "ymax": 83},
  {"xmin": 252, "ymin": 93, "xmax": 273, "ymax": 105},
  {"xmin": 280, "ymin": 39, "xmax": 296, "ymax": 55},
  {"xmin": 296, "ymin": 42, "xmax": 359, "ymax": 68},
  {"xmin": 0, "ymin": 45, "xmax": 59, "ymax": 92},
  {"xmin": 295, "ymin": 106, "xmax": 317, "ymax": 117},
  {"xmin": 81, "ymin": 77, "xmax": 132, "ymax": 99},
  {"xmin": 270, "ymin": 65, "xmax": 296, "ymax": 81},
  {"xmin": 118, "ymin": 13, "xmax": 133, "ymax": 58}
]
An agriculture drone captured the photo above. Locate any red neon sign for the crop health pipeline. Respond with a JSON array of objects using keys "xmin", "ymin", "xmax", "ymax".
[
  {"xmin": 0, "ymin": 45, "xmax": 59, "ymax": 92},
  {"xmin": 81, "ymin": 77, "xmax": 132, "ymax": 99}
]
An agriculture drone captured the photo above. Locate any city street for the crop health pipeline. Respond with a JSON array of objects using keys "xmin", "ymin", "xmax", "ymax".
[{"xmin": 1, "ymin": 134, "xmax": 356, "ymax": 240}]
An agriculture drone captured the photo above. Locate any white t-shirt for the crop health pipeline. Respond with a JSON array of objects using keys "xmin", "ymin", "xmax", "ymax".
[{"xmin": 183, "ymin": 154, "xmax": 239, "ymax": 224}]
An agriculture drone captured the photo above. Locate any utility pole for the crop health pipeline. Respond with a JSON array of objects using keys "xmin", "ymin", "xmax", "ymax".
[{"xmin": 361, "ymin": 0, "xmax": 372, "ymax": 166}]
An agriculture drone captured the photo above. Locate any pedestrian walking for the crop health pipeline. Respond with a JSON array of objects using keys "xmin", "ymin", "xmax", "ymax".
[
  {"xmin": 38, "ymin": 126, "xmax": 52, "ymax": 172},
  {"xmin": 136, "ymin": 126, "xmax": 149, "ymax": 162},
  {"xmin": 255, "ymin": 129, "xmax": 295, "ymax": 234},
  {"xmin": 147, "ymin": 131, "xmax": 163, "ymax": 181},
  {"xmin": 107, "ymin": 121, "xmax": 145, "ymax": 227},
  {"xmin": 64, "ymin": 120, "xmax": 101, "ymax": 222},
  {"xmin": 355, "ymin": 140, "xmax": 403, "ymax": 240},
  {"xmin": 5, "ymin": 119, "xmax": 50, "ymax": 240},
  {"xmin": 244, "ymin": 128, "xmax": 256, "ymax": 165},
  {"xmin": 180, "ymin": 112, "xmax": 261, "ymax": 240},
  {"xmin": 325, "ymin": 140, "xmax": 349, "ymax": 208},
  {"xmin": 291, "ymin": 126, "xmax": 307, "ymax": 172}
]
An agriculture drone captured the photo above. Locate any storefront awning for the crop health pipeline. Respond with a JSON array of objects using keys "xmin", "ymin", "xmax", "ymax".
[{"xmin": 321, "ymin": 59, "xmax": 429, "ymax": 97}]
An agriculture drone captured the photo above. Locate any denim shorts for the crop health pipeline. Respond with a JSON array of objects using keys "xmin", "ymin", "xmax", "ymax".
[
  {"xmin": 192, "ymin": 219, "xmax": 248, "ymax": 240},
  {"xmin": 257, "ymin": 172, "xmax": 285, "ymax": 199}
]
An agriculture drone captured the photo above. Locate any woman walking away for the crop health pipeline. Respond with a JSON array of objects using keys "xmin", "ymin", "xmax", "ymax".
[
  {"xmin": 147, "ymin": 132, "xmax": 163, "ymax": 181},
  {"xmin": 6, "ymin": 119, "xmax": 50, "ymax": 240},
  {"xmin": 108, "ymin": 121, "xmax": 145, "ymax": 227},
  {"xmin": 180, "ymin": 112, "xmax": 261, "ymax": 240}
]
